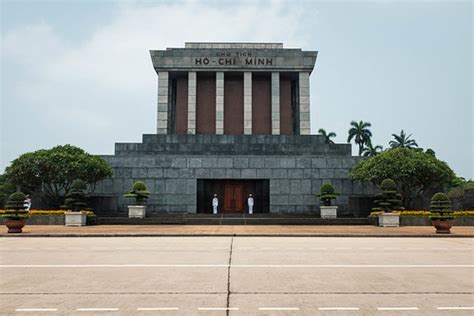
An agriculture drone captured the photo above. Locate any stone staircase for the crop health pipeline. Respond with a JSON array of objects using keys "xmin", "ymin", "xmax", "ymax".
[{"xmin": 97, "ymin": 214, "xmax": 371, "ymax": 225}]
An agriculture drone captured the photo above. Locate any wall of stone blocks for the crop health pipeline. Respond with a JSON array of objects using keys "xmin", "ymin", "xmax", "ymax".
[{"xmin": 94, "ymin": 154, "xmax": 374, "ymax": 216}]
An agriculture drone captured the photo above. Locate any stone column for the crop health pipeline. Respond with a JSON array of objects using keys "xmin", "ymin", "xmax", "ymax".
[
  {"xmin": 244, "ymin": 72, "xmax": 252, "ymax": 135},
  {"xmin": 216, "ymin": 72, "xmax": 224, "ymax": 135},
  {"xmin": 299, "ymin": 72, "xmax": 310, "ymax": 135},
  {"xmin": 157, "ymin": 71, "xmax": 169, "ymax": 134},
  {"xmin": 187, "ymin": 72, "xmax": 197, "ymax": 134},
  {"xmin": 271, "ymin": 72, "xmax": 280, "ymax": 135}
]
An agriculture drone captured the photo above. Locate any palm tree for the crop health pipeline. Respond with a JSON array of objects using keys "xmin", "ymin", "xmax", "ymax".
[
  {"xmin": 347, "ymin": 120, "xmax": 372, "ymax": 156},
  {"xmin": 362, "ymin": 142, "xmax": 383, "ymax": 157},
  {"xmin": 318, "ymin": 128, "xmax": 337, "ymax": 144},
  {"xmin": 389, "ymin": 130, "xmax": 418, "ymax": 149}
]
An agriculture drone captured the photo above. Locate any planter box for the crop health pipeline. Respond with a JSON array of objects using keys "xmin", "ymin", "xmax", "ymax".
[
  {"xmin": 65, "ymin": 212, "xmax": 87, "ymax": 227},
  {"xmin": 378, "ymin": 212, "xmax": 400, "ymax": 227},
  {"xmin": 320, "ymin": 206, "xmax": 338, "ymax": 219},
  {"xmin": 128, "ymin": 205, "xmax": 146, "ymax": 218}
]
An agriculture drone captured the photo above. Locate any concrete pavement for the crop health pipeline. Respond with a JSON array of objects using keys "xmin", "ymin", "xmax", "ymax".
[{"xmin": 1, "ymin": 237, "xmax": 473, "ymax": 315}]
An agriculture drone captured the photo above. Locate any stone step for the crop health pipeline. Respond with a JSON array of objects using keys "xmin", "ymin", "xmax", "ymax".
[{"xmin": 97, "ymin": 216, "xmax": 370, "ymax": 226}]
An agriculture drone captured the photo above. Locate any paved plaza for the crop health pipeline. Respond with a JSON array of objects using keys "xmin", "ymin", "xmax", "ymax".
[{"xmin": 1, "ymin": 236, "xmax": 473, "ymax": 315}]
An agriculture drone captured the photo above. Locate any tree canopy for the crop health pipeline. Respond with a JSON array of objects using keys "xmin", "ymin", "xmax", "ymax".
[
  {"xmin": 350, "ymin": 147, "xmax": 456, "ymax": 207},
  {"xmin": 318, "ymin": 128, "xmax": 337, "ymax": 144},
  {"xmin": 4, "ymin": 145, "xmax": 112, "ymax": 207},
  {"xmin": 389, "ymin": 130, "xmax": 418, "ymax": 149},
  {"xmin": 347, "ymin": 120, "xmax": 372, "ymax": 156}
]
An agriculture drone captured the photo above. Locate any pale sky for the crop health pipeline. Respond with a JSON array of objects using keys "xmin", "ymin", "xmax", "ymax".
[{"xmin": 1, "ymin": 0, "xmax": 472, "ymax": 179}]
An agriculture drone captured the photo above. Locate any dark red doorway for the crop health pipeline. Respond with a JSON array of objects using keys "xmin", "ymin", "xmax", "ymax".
[
  {"xmin": 224, "ymin": 184, "xmax": 243, "ymax": 212},
  {"xmin": 197, "ymin": 179, "xmax": 269, "ymax": 214}
]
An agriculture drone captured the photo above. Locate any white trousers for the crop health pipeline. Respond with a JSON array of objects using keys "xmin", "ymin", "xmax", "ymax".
[
  {"xmin": 248, "ymin": 205, "xmax": 253, "ymax": 214},
  {"xmin": 213, "ymin": 206, "xmax": 218, "ymax": 214}
]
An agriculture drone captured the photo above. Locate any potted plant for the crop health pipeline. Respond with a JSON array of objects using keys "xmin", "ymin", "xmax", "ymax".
[
  {"xmin": 317, "ymin": 183, "xmax": 339, "ymax": 219},
  {"xmin": 374, "ymin": 178, "xmax": 404, "ymax": 227},
  {"xmin": 63, "ymin": 179, "xmax": 89, "ymax": 227},
  {"xmin": 124, "ymin": 181, "xmax": 150, "ymax": 218},
  {"xmin": 2, "ymin": 192, "xmax": 29, "ymax": 233},
  {"xmin": 430, "ymin": 192, "xmax": 454, "ymax": 234}
]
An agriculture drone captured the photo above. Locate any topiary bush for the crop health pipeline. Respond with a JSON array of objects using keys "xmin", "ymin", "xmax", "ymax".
[
  {"xmin": 317, "ymin": 183, "xmax": 339, "ymax": 206},
  {"xmin": 63, "ymin": 179, "xmax": 89, "ymax": 212},
  {"xmin": 372, "ymin": 178, "xmax": 404, "ymax": 213},
  {"xmin": 3, "ymin": 192, "xmax": 29, "ymax": 219},
  {"xmin": 430, "ymin": 192, "xmax": 453, "ymax": 219},
  {"xmin": 124, "ymin": 181, "xmax": 150, "ymax": 205}
]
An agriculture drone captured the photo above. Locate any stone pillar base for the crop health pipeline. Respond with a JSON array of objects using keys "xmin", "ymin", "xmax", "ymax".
[
  {"xmin": 320, "ymin": 206, "xmax": 338, "ymax": 219},
  {"xmin": 65, "ymin": 212, "xmax": 87, "ymax": 227},
  {"xmin": 378, "ymin": 213, "xmax": 400, "ymax": 227},
  {"xmin": 128, "ymin": 205, "xmax": 146, "ymax": 218}
]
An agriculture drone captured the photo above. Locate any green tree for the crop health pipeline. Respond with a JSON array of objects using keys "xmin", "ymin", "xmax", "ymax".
[
  {"xmin": 350, "ymin": 147, "xmax": 456, "ymax": 208},
  {"xmin": 389, "ymin": 130, "xmax": 418, "ymax": 149},
  {"xmin": 0, "ymin": 174, "xmax": 16, "ymax": 208},
  {"xmin": 347, "ymin": 120, "xmax": 372, "ymax": 156},
  {"xmin": 362, "ymin": 142, "xmax": 383, "ymax": 157},
  {"xmin": 4, "ymin": 145, "xmax": 112, "ymax": 208},
  {"xmin": 318, "ymin": 128, "xmax": 337, "ymax": 144}
]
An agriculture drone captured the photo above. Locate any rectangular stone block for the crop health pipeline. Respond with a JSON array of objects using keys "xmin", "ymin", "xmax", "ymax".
[
  {"xmin": 290, "ymin": 180, "xmax": 301, "ymax": 194},
  {"xmin": 210, "ymin": 168, "xmax": 226, "ymax": 178},
  {"xmin": 271, "ymin": 169, "xmax": 288, "ymax": 179},
  {"xmin": 164, "ymin": 168, "xmax": 179, "ymax": 178},
  {"xmin": 241, "ymin": 169, "xmax": 257, "ymax": 178},
  {"xmin": 188, "ymin": 158, "xmax": 202, "ymax": 168},
  {"xmin": 233, "ymin": 157, "xmax": 249, "ymax": 168},
  {"xmin": 217, "ymin": 158, "xmax": 233, "ymax": 168},
  {"xmin": 257, "ymin": 169, "xmax": 271, "ymax": 178},
  {"xmin": 312, "ymin": 158, "xmax": 327, "ymax": 169},
  {"xmin": 148, "ymin": 168, "xmax": 163, "ymax": 178}
]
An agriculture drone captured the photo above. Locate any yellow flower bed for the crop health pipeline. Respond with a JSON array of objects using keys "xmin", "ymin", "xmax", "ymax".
[
  {"xmin": 369, "ymin": 210, "xmax": 474, "ymax": 218},
  {"xmin": 0, "ymin": 209, "xmax": 96, "ymax": 216}
]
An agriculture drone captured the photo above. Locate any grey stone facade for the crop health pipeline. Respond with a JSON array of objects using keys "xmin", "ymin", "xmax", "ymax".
[{"xmin": 94, "ymin": 135, "xmax": 373, "ymax": 216}]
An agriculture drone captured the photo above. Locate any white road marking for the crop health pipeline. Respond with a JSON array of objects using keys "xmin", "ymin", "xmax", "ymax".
[
  {"xmin": 261, "ymin": 247, "xmax": 277, "ymax": 250},
  {"xmin": 359, "ymin": 247, "xmax": 374, "ymax": 250},
  {"xmin": 377, "ymin": 307, "xmax": 419, "ymax": 311},
  {"xmin": 2, "ymin": 264, "xmax": 472, "ymax": 268},
  {"xmin": 197, "ymin": 307, "xmax": 239, "ymax": 311},
  {"xmin": 310, "ymin": 247, "xmax": 327, "ymax": 250},
  {"xmin": 334, "ymin": 247, "xmax": 351, "ymax": 250},
  {"xmin": 16, "ymin": 308, "xmax": 58, "ymax": 312},
  {"xmin": 77, "ymin": 308, "xmax": 119, "ymax": 311},
  {"xmin": 437, "ymin": 307, "xmax": 474, "ymax": 310},
  {"xmin": 383, "ymin": 247, "xmax": 401, "ymax": 250},
  {"xmin": 431, "ymin": 247, "xmax": 448, "ymax": 250},
  {"xmin": 407, "ymin": 248, "xmax": 424, "ymax": 250},
  {"xmin": 137, "ymin": 307, "xmax": 179, "ymax": 311},
  {"xmin": 212, "ymin": 247, "xmax": 228, "ymax": 250},
  {"xmin": 258, "ymin": 307, "xmax": 300, "ymax": 311},
  {"xmin": 318, "ymin": 307, "xmax": 359, "ymax": 311}
]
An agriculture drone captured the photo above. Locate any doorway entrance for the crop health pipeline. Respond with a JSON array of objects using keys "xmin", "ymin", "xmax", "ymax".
[
  {"xmin": 197, "ymin": 179, "xmax": 269, "ymax": 214},
  {"xmin": 224, "ymin": 183, "xmax": 243, "ymax": 212}
]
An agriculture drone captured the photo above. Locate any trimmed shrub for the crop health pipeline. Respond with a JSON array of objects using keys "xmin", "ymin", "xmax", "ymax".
[
  {"xmin": 124, "ymin": 181, "xmax": 150, "ymax": 205},
  {"xmin": 3, "ymin": 192, "xmax": 29, "ymax": 219},
  {"xmin": 63, "ymin": 179, "xmax": 89, "ymax": 212},
  {"xmin": 430, "ymin": 192, "xmax": 453, "ymax": 220},
  {"xmin": 317, "ymin": 183, "xmax": 339, "ymax": 206},
  {"xmin": 372, "ymin": 178, "xmax": 403, "ymax": 213}
]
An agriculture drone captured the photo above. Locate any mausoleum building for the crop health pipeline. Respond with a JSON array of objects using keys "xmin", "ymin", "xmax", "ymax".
[{"xmin": 96, "ymin": 43, "xmax": 373, "ymax": 216}]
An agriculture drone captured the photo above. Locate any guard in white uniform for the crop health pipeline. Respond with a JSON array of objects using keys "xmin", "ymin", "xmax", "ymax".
[
  {"xmin": 247, "ymin": 194, "xmax": 254, "ymax": 214},
  {"xmin": 212, "ymin": 194, "xmax": 219, "ymax": 214}
]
